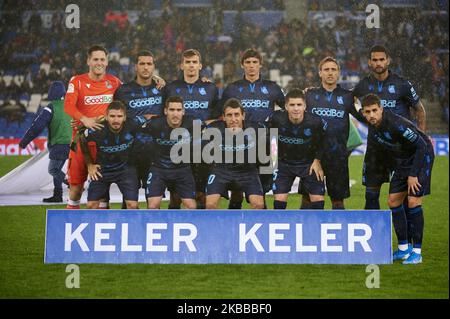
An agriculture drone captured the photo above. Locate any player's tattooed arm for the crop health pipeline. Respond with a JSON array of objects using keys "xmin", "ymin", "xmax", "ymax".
[
  {"xmin": 413, "ymin": 101, "xmax": 427, "ymax": 132},
  {"xmin": 152, "ymin": 74, "xmax": 166, "ymax": 89},
  {"xmin": 79, "ymin": 134, "xmax": 102, "ymax": 181}
]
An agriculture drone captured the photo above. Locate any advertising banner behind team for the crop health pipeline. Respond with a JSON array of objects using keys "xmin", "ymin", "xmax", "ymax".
[{"xmin": 45, "ymin": 210, "xmax": 392, "ymax": 264}]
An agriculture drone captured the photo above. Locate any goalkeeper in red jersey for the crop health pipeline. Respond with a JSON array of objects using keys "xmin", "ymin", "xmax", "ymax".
[{"xmin": 64, "ymin": 45, "xmax": 121, "ymax": 209}]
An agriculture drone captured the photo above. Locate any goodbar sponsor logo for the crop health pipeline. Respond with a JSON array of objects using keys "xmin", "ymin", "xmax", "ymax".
[
  {"xmin": 129, "ymin": 97, "xmax": 162, "ymax": 108},
  {"xmin": 184, "ymin": 101, "xmax": 209, "ymax": 109},
  {"xmin": 84, "ymin": 94, "xmax": 113, "ymax": 105},
  {"xmin": 311, "ymin": 107, "xmax": 345, "ymax": 118},
  {"xmin": 241, "ymin": 99, "xmax": 270, "ymax": 108}
]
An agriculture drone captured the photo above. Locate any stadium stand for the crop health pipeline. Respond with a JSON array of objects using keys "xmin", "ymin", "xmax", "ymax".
[{"xmin": 0, "ymin": 0, "xmax": 448, "ymax": 138}]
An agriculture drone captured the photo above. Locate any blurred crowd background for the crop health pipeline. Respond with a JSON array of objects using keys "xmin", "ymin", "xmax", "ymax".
[{"xmin": 0, "ymin": 0, "xmax": 448, "ymax": 136}]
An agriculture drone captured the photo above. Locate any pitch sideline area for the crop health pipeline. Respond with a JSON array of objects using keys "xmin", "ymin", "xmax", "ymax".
[{"xmin": 0, "ymin": 156, "xmax": 448, "ymax": 298}]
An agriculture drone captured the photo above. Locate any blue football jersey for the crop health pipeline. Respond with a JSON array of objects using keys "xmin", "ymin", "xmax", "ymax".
[
  {"xmin": 306, "ymin": 85, "xmax": 365, "ymax": 159},
  {"xmin": 367, "ymin": 110, "xmax": 433, "ymax": 176},
  {"xmin": 163, "ymin": 79, "xmax": 220, "ymax": 121},
  {"xmin": 221, "ymin": 77, "xmax": 285, "ymax": 123},
  {"xmin": 353, "ymin": 71, "xmax": 421, "ymax": 121},
  {"xmin": 114, "ymin": 80, "xmax": 164, "ymax": 118}
]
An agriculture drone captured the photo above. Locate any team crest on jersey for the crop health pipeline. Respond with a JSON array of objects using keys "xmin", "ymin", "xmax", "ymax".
[
  {"xmin": 368, "ymin": 84, "xmax": 374, "ymax": 91},
  {"xmin": 152, "ymin": 88, "xmax": 159, "ymax": 95},
  {"xmin": 337, "ymin": 96, "xmax": 344, "ymax": 105},
  {"xmin": 86, "ymin": 83, "xmax": 91, "ymax": 89},
  {"xmin": 388, "ymin": 84, "xmax": 396, "ymax": 93},
  {"xmin": 239, "ymin": 87, "xmax": 243, "ymax": 92},
  {"xmin": 199, "ymin": 88, "xmax": 206, "ymax": 95},
  {"xmin": 304, "ymin": 128, "xmax": 311, "ymax": 136},
  {"xmin": 106, "ymin": 80, "xmax": 113, "ymax": 89},
  {"xmin": 67, "ymin": 83, "xmax": 75, "ymax": 93},
  {"xmin": 315, "ymin": 94, "xmax": 320, "ymax": 101},
  {"xmin": 383, "ymin": 132, "xmax": 392, "ymax": 140},
  {"xmin": 176, "ymin": 88, "xmax": 181, "ymax": 94},
  {"xmin": 261, "ymin": 86, "xmax": 269, "ymax": 94}
]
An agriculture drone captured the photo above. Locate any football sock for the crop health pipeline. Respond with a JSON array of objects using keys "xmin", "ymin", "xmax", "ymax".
[
  {"xmin": 404, "ymin": 198, "xmax": 413, "ymax": 244},
  {"xmin": 365, "ymin": 189, "xmax": 380, "ymax": 209},
  {"xmin": 67, "ymin": 199, "xmax": 80, "ymax": 209},
  {"xmin": 391, "ymin": 204, "xmax": 408, "ymax": 244},
  {"xmin": 332, "ymin": 202, "xmax": 345, "ymax": 210},
  {"xmin": 408, "ymin": 205, "xmax": 424, "ymax": 249},
  {"xmin": 310, "ymin": 200, "xmax": 325, "ymax": 209},
  {"xmin": 274, "ymin": 200, "xmax": 287, "ymax": 209},
  {"xmin": 228, "ymin": 201, "xmax": 242, "ymax": 209}
]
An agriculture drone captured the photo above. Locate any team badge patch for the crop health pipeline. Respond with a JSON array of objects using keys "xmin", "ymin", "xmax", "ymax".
[
  {"xmin": 304, "ymin": 128, "xmax": 312, "ymax": 136},
  {"xmin": 388, "ymin": 84, "xmax": 396, "ymax": 93},
  {"xmin": 368, "ymin": 84, "xmax": 374, "ymax": 91},
  {"xmin": 337, "ymin": 96, "xmax": 344, "ymax": 104},
  {"xmin": 199, "ymin": 88, "xmax": 206, "ymax": 95},
  {"xmin": 152, "ymin": 88, "xmax": 159, "ymax": 95},
  {"xmin": 176, "ymin": 88, "xmax": 181, "ymax": 94},
  {"xmin": 67, "ymin": 83, "xmax": 75, "ymax": 93},
  {"xmin": 261, "ymin": 86, "xmax": 269, "ymax": 94},
  {"xmin": 383, "ymin": 132, "xmax": 392, "ymax": 140},
  {"xmin": 239, "ymin": 87, "xmax": 243, "ymax": 92},
  {"xmin": 106, "ymin": 81, "xmax": 113, "ymax": 89}
]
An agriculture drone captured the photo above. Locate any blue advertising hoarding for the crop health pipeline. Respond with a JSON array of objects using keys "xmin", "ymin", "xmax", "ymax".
[{"xmin": 45, "ymin": 209, "xmax": 392, "ymax": 264}]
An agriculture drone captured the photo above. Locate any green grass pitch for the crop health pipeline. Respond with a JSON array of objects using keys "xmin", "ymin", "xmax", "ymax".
[{"xmin": 0, "ymin": 155, "xmax": 448, "ymax": 298}]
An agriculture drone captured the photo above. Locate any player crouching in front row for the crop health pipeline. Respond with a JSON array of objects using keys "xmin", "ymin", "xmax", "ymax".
[
  {"xmin": 80, "ymin": 101, "xmax": 140, "ymax": 209},
  {"xmin": 361, "ymin": 93, "xmax": 434, "ymax": 264},
  {"xmin": 205, "ymin": 98, "xmax": 265, "ymax": 209}
]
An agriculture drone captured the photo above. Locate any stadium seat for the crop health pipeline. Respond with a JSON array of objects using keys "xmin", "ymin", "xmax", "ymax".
[
  {"xmin": 40, "ymin": 62, "xmax": 50, "ymax": 75},
  {"xmin": 280, "ymin": 74, "xmax": 293, "ymax": 88},
  {"xmin": 269, "ymin": 69, "xmax": 281, "ymax": 85},
  {"xmin": 109, "ymin": 51, "xmax": 121, "ymax": 62},
  {"xmin": 40, "ymin": 93, "xmax": 50, "ymax": 108},
  {"xmin": 28, "ymin": 94, "xmax": 42, "ymax": 113},
  {"xmin": 213, "ymin": 63, "xmax": 223, "ymax": 79},
  {"xmin": 3, "ymin": 75, "xmax": 13, "ymax": 86},
  {"xmin": 119, "ymin": 57, "xmax": 130, "ymax": 66},
  {"xmin": 14, "ymin": 75, "xmax": 24, "ymax": 86}
]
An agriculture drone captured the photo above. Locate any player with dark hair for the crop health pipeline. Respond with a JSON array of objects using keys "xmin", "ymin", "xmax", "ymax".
[
  {"xmin": 80, "ymin": 101, "xmax": 145, "ymax": 209},
  {"xmin": 354, "ymin": 45, "xmax": 426, "ymax": 209},
  {"xmin": 114, "ymin": 50, "xmax": 165, "ymax": 207},
  {"xmin": 64, "ymin": 44, "xmax": 122, "ymax": 209},
  {"xmin": 141, "ymin": 96, "xmax": 198, "ymax": 209},
  {"xmin": 163, "ymin": 49, "xmax": 220, "ymax": 209},
  {"xmin": 221, "ymin": 48, "xmax": 285, "ymax": 209},
  {"xmin": 268, "ymin": 88, "xmax": 327, "ymax": 209},
  {"xmin": 361, "ymin": 93, "xmax": 433, "ymax": 264},
  {"xmin": 301, "ymin": 56, "xmax": 366, "ymax": 209},
  {"xmin": 205, "ymin": 98, "xmax": 265, "ymax": 209},
  {"xmin": 354, "ymin": 45, "xmax": 427, "ymax": 247}
]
